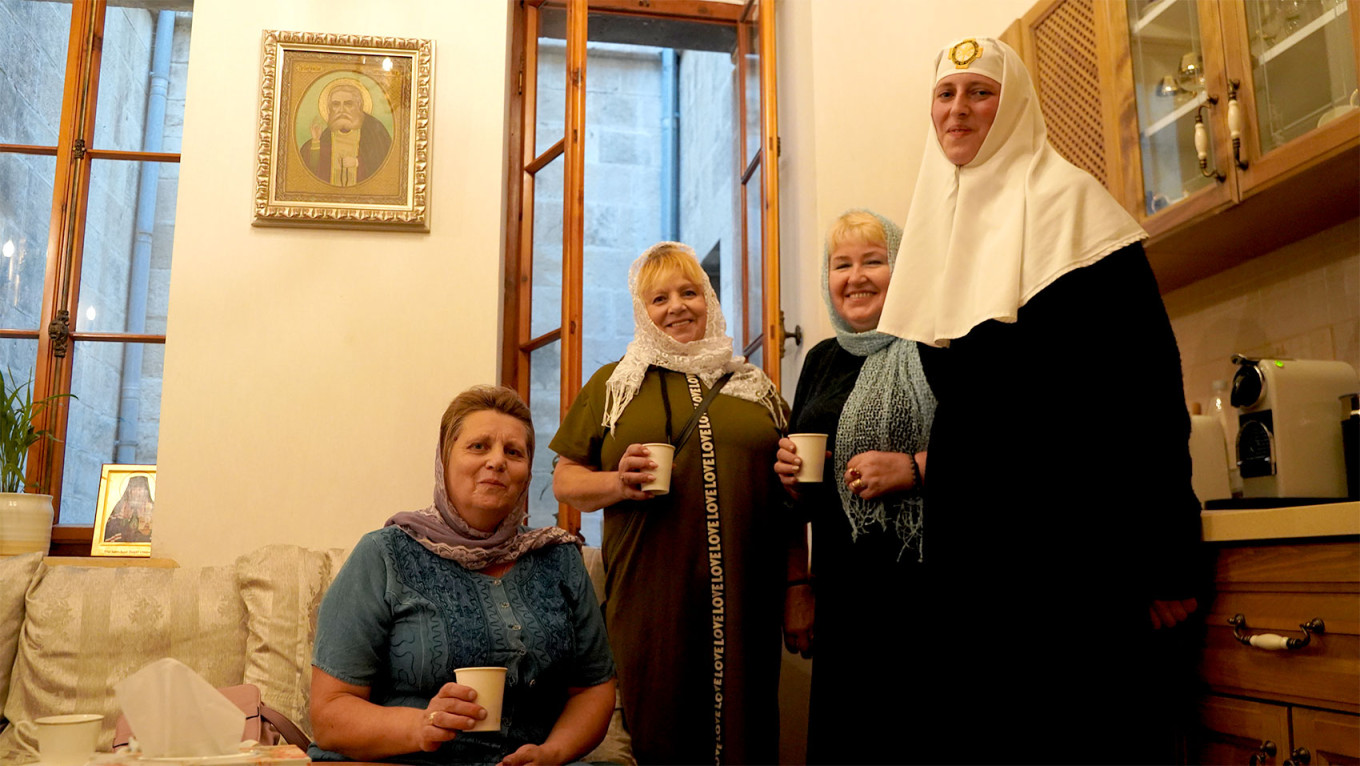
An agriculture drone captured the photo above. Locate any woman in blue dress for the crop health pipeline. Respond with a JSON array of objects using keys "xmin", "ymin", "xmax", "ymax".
[{"xmin": 308, "ymin": 385, "xmax": 616, "ymax": 765}]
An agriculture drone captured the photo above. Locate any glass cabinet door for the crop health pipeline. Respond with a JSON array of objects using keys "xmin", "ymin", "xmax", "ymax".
[
  {"xmin": 1126, "ymin": 0, "xmax": 1230, "ymax": 217},
  {"xmin": 1241, "ymin": 0, "xmax": 1357, "ymax": 153}
]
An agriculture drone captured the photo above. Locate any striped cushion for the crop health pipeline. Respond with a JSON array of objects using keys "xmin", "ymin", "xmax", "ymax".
[{"xmin": 0, "ymin": 563, "xmax": 246, "ymax": 760}]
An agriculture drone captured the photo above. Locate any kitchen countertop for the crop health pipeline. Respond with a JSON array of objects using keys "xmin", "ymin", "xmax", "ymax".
[{"xmin": 1201, "ymin": 500, "xmax": 1360, "ymax": 542}]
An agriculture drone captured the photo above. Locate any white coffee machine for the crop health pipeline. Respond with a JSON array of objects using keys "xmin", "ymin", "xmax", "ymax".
[{"xmin": 1230, "ymin": 355, "xmax": 1359, "ymax": 499}]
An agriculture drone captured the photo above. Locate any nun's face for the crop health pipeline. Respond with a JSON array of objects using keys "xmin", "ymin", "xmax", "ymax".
[
  {"xmin": 828, "ymin": 238, "xmax": 891, "ymax": 332},
  {"xmin": 932, "ymin": 73, "xmax": 1001, "ymax": 165}
]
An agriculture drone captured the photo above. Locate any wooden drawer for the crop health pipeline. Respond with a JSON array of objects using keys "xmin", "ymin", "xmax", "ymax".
[
  {"xmin": 1203, "ymin": 590, "xmax": 1360, "ymax": 711},
  {"xmin": 1189, "ymin": 695, "xmax": 1290, "ymax": 766},
  {"xmin": 1292, "ymin": 708, "xmax": 1360, "ymax": 765},
  {"xmin": 1204, "ymin": 540, "xmax": 1360, "ymax": 713}
]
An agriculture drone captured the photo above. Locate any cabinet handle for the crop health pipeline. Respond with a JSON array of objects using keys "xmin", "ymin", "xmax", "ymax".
[
  {"xmin": 1228, "ymin": 80, "xmax": 1249, "ymax": 170},
  {"xmin": 1228, "ymin": 613, "xmax": 1325, "ymax": 650},
  {"xmin": 1283, "ymin": 747, "xmax": 1311, "ymax": 766},
  {"xmin": 1195, "ymin": 98, "xmax": 1226, "ymax": 182},
  {"xmin": 1249, "ymin": 740, "xmax": 1277, "ymax": 765}
]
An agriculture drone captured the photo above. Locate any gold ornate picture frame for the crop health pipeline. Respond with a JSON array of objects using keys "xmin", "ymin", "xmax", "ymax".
[
  {"xmin": 90, "ymin": 464, "xmax": 157, "ymax": 558},
  {"xmin": 254, "ymin": 30, "xmax": 433, "ymax": 230}
]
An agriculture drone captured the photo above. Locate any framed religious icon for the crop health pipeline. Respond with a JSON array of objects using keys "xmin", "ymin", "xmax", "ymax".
[
  {"xmin": 254, "ymin": 30, "xmax": 433, "ymax": 230},
  {"xmin": 90, "ymin": 465, "xmax": 157, "ymax": 557}
]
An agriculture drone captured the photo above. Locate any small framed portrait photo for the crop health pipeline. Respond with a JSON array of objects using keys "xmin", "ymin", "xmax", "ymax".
[
  {"xmin": 90, "ymin": 465, "xmax": 157, "ymax": 557},
  {"xmin": 253, "ymin": 30, "xmax": 433, "ymax": 230}
]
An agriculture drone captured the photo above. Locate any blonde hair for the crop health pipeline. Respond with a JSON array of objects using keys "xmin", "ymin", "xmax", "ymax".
[
  {"xmin": 635, "ymin": 243, "xmax": 708, "ymax": 297},
  {"xmin": 825, "ymin": 210, "xmax": 888, "ymax": 254},
  {"xmin": 439, "ymin": 385, "xmax": 535, "ymax": 464}
]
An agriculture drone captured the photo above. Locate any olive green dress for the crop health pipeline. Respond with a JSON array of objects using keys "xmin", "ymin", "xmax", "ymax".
[{"xmin": 551, "ymin": 362, "xmax": 785, "ymax": 765}]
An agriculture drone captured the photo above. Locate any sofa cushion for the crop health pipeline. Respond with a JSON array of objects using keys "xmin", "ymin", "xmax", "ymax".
[
  {"xmin": 235, "ymin": 544, "xmax": 347, "ymax": 744},
  {"xmin": 0, "ymin": 552, "xmax": 43, "ymax": 729},
  {"xmin": 0, "ymin": 562, "xmax": 246, "ymax": 760}
]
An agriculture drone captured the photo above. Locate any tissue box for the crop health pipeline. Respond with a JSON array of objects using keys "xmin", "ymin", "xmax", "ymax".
[{"xmin": 94, "ymin": 744, "xmax": 310, "ymax": 765}]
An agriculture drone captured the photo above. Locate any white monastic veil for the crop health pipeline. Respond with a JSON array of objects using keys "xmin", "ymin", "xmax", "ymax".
[{"xmin": 877, "ymin": 37, "xmax": 1146, "ymax": 347}]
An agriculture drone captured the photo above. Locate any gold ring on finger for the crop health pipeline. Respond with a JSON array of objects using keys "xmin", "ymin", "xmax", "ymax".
[
  {"xmin": 427, "ymin": 711, "xmax": 438, "ymax": 725},
  {"xmin": 852, "ymin": 478, "xmax": 864, "ymax": 491}
]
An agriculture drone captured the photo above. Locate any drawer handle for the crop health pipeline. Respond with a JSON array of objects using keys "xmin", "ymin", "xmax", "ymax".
[
  {"xmin": 1248, "ymin": 740, "xmax": 1277, "ymax": 765},
  {"xmin": 1283, "ymin": 747, "xmax": 1311, "ymax": 766},
  {"xmin": 1228, "ymin": 613, "xmax": 1324, "ymax": 650}
]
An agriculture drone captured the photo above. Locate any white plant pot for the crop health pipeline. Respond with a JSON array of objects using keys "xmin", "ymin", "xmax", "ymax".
[{"xmin": 0, "ymin": 493, "xmax": 54, "ymax": 556}]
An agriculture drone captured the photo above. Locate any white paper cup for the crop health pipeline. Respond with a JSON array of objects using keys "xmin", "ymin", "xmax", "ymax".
[
  {"xmin": 455, "ymin": 666, "xmax": 507, "ymax": 732},
  {"xmin": 788, "ymin": 433, "xmax": 828, "ymax": 482},
  {"xmin": 639, "ymin": 443, "xmax": 675, "ymax": 495},
  {"xmin": 36, "ymin": 713, "xmax": 102, "ymax": 766}
]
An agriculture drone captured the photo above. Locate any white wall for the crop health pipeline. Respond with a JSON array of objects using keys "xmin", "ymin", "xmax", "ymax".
[
  {"xmin": 777, "ymin": 0, "xmax": 1034, "ymax": 387},
  {"xmin": 154, "ymin": 0, "xmax": 514, "ymax": 564}
]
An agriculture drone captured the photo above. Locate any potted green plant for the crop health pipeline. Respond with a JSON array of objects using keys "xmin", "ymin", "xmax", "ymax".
[{"xmin": 0, "ymin": 370, "xmax": 71, "ymax": 556}]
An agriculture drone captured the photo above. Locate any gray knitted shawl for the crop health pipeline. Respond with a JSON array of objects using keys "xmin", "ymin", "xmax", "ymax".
[{"xmin": 823, "ymin": 210, "xmax": 936, "ymax": 560}]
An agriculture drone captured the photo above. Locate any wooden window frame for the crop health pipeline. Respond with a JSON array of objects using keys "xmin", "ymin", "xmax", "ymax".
[
  {"xmin": 502, "ymin": 0, "xmax": 781, "ymax": 535},
  {"xmin": 0, "ymin": 0, "xmax": 181, "ymax": 555}
]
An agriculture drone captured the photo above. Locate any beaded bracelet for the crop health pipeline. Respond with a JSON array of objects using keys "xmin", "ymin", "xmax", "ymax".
[{"xmin": 908, "ymin": 453, "xmax": 923, "ymax": 492}]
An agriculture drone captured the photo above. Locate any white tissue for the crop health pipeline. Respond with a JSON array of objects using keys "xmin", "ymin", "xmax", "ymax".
[{"xmin": 113, "ymin": 658, "xmax": 245, "ymax": 757}]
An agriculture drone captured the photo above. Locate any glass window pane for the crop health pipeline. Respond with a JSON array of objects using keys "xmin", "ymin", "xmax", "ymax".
[
  {"xmin": 91, "ymin": 5, "xmax": 192, "ymax": 153},
  {"xmin": 743, "ymin": 177, "xmax": 762, "ymax": 347},
  {"xmin": 0, "ymin": 340, "xmax": 37, "ymax": 390},
  {"xmin": 532, "ymin": 153, "xmax": 564, "ymax": 340},
  {"xmin": 0, "ymin": 339, "xmax": 40, "ymax": 492},
  {"xmin": 580, "ymin": 28, "xmax": 665, "ymax": 375},
  {"xmin": 60, "ymin": 341, "xmax": 163, "ymax": 525},
  {"xmin": 744, "ymin": 23, "xmax": 760, "ymax": 166},
  {"xmin": 0, "ymin": 0, "xmax": 71, "ymax": 146},
  {"xmin": 75, "ymin": 160, "xmax": 177, "ymax": 334},
  {"xmin": 536, "ymin": 6, "xmax": 567, "ymax": 158},
  {"xmin": 1247, "ymin": 0, "xmax": 1357, "ymax": 153},
  {"xmin": 0, "ymin": 152, "xmax": 56, "ymax": 330},
  {"xmin": 579, "ymin": 13, "xmax": 739, "ymax": 371},
  {"xmin": 527, "ymin": 340, "xmax": 561, "ymax": 532}
]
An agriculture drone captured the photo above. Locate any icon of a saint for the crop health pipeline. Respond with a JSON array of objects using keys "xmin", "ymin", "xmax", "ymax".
[
  {"xmin": 299, "ymin": 77, "xmax": 393, "ymax": 186},
  {"xmin": 104, "ymin": 475, "xmax": 154, "ymax": 544}
]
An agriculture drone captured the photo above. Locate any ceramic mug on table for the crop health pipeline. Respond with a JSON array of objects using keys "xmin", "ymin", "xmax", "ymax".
[{"xmin": 36, "ymin": 713, "xmax": 102, "ymax": 766}]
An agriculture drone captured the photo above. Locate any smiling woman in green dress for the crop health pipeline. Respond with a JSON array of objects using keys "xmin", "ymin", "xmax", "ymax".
[{"xmin": 551, "ymin": 242, "xmax": 793, "ymax": 765}]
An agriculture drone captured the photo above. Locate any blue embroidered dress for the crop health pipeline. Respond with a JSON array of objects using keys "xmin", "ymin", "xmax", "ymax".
[{"xmin": 309, "ymin": 526, "xmax": 615, "ymax": 764}]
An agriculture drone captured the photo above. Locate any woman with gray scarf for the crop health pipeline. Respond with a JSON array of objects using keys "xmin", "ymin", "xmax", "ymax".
[{"xmin": 773, "ymin": 209, "xmax": 935, "ymax": 764}]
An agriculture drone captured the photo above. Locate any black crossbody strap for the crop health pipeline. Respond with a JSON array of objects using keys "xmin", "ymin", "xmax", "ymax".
[{"xmin": 672, "ymin": 372, "xmax": 733, "ymax": 452}]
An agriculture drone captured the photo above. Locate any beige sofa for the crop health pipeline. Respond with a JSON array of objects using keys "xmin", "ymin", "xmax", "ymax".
[{"xmin": 0, "ymin": 545, "xmax": 631, "ymax": 764}]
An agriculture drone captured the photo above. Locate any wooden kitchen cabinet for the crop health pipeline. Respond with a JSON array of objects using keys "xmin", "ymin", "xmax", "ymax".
[
  {"xmin": 1190, "ymin": 538, "xmax": 1360, "ymax": 764},
  {"xmin": 1015, "ymin": 0, "xmax": 1359, "ymax": 292}
]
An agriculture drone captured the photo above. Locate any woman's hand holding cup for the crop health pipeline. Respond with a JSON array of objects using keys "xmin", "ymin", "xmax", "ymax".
[
  {"xmin": 617, "ymin": 443, "xmax": 660, "ymax": 501},
  {"xmin": 418, "ymin": 682, "xmax": 487, "ymax": 751},
  {"xmin": 774, "ymin": 438, "xmax": 804, "ymax": 497}
]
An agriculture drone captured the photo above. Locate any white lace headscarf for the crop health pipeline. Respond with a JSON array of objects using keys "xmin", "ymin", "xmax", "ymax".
[
  {"xmin": 603, "ymin": 242, "xmax": 787, "ymax": 433},
  {"xmin": 823, "ymin": 211, "xmax": 935, "ymax": 560},
  {"xmin": 877, "ymin": 36, "xmax": 1146, "ymax": 347}
]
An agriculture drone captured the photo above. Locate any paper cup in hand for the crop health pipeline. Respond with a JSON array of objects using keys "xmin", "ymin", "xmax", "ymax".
[
  {"xmin": 639, "ymin": 443, "xmax": 675, "ymax": 495},
  {"xmin": 455, "ymin": 666, "xmax": 506, "ymax": 732},
  {"xmin": 788, "ymin": 433, "xmax": 828, "ymax": 482},
  {"xmin": 36, "ymin": 714, "xmax": 102, "ymax": 766}
]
